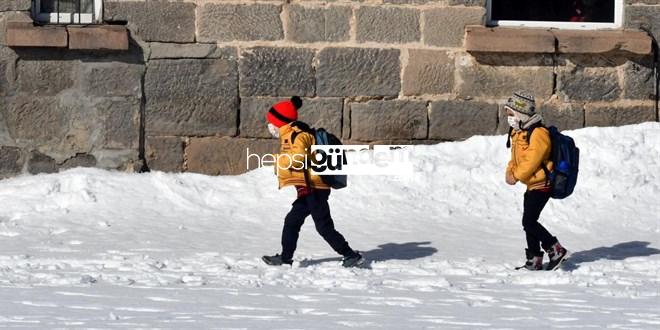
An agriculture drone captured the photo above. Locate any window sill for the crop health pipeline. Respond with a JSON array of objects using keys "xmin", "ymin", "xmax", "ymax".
[
  {"xmin": 464, "ymin": 26, "xmax": 652, "ymax": 55},
  {"xmin": 4, "ymin": 22, "xmax": 128, "ymax": 50}
]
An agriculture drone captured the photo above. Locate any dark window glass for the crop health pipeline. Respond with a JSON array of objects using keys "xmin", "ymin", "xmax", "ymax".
[
  {"xmin": 41, "ymin": 0, "xmax": 93, "ymax": 14},
  {"xmin": 491, "ymin": 0, "xmax": 615, "ymax": 23}
]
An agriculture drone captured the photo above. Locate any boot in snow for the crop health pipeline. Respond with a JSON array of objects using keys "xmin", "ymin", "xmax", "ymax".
[
  {"xmin": 545, "ymin": 242, "xmax": 568, "ymax": 271},
  {"xmin": 516, "ymin": 249, "xmax": 543, "ymax": 270},
  {"xmin": 342, "ymin": 252, "xmax": 365, "ymax": 268},
  {"xmin": 262, "ymin": 254, "xmax": 293, "ymax": 266}
]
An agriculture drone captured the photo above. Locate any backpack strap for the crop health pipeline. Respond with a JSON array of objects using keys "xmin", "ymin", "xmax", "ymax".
[{"xmin": 506, "ymin": 126, "xmax": 513, "ymax": 148}]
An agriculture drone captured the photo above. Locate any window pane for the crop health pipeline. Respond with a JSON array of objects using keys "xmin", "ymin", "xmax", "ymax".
[
  {"xmin": 491, "ymin": 0, "xmax": 615, "ymax": 23},
  {"xmin": 41, "ymin": 0, "xmax": 94, "ymax": 14}
]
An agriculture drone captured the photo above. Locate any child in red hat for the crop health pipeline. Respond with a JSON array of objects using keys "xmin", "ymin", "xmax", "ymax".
[{"xmin": 262, "ymin": 96, "xmax": 363, "ymax": 268}]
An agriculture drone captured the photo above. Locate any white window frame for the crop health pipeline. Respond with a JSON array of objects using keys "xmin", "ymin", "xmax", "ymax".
[
  {"xmin": 486, "ymin": 0, "xmax": 624, "ymax": 30},
  {"xmin": 34, "ymin": 0, "xmax": 103, "ymax": 24}
]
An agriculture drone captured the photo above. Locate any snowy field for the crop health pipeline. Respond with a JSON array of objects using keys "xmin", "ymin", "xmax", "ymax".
[{"xmin": 0, "ymin": 123, "xmax": 658, "ymax": 329}]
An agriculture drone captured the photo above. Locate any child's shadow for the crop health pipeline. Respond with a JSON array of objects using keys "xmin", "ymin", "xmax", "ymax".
[
  {"xmin": 562, "ymin": 241, "xmax": 660, "ymax": 271},
  {"xmin": 299, "ymin": 241, "xmax": 438, "ymax": 268}
]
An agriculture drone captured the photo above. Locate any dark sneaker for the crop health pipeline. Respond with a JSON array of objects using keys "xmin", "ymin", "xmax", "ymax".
[
  {"xmin": 341, "ymin": 252, "xmax": 365, "ymax": 268},
  {"xmin": 515, "ymin": 249, "xmax": 543, "ymax": 271},
  {"xmin": 545, "ymin": 242, "xmax": 568, "ymax": 271},
  {"xmin": 262, "ymin": 254, "xmax": 293, "ymax": 266}
]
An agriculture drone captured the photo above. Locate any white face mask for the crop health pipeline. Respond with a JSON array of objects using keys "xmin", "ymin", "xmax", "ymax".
[
  {"xmin": 267, "ymin": 123, "xmax": 279, "ymax": 138},
  {"xmin": 507, "ymin": 115, "xmax": 521, "ymax": 130}
]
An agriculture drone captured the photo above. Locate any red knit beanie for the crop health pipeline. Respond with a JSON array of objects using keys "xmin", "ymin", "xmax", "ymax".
[{"xmin": 267, "ymin": 96, "xmax": 302, "ymax": 128}]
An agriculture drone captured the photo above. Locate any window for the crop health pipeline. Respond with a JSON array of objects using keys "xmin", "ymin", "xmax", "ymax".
[
  {"xmin": 487, "ymin": 0, "xmax": 623, "ymax": 29},
  {"xmin": 34, "ymin": 0, "xmax": 103, "ymax": 24}
]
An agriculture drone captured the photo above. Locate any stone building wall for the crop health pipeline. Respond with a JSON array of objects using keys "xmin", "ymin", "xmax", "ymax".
[{"xmin": 0, "ymin": 0, "xmax": 658, "ymax": 177}]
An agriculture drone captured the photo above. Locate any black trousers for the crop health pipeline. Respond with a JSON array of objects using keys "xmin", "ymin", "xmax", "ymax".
[
  {"xmin": 281, "ymin": 189, "xmax": 354, "ymax": 261},
  {"xmin": 522, "ymin": 190, "xmax": 558, "ymax": 255}
]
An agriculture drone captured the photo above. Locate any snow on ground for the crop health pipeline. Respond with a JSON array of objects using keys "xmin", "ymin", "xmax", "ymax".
[{"xmin": 0, "ymin": 123, "xmax": 659, "ymax": 329}]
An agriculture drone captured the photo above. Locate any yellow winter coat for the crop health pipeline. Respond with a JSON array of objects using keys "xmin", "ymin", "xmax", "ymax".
[
  {"xmin": 506, "ymin": 127, "xmax": 554, "ymax": 191},
  {"xmin": 275, "ymin": 123, "xmax": 330, "ymax": 190}
]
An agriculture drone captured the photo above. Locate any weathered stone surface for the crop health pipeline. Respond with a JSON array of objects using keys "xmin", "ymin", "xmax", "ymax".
[
  {"xmin": 187, "ymin": 137, "xmax": 279, "ymax": 175},
  {"xmin": 198, "ymin": 3, "xmax": 283, "ymax": 42},
  {"xmin": 82, "ymin": 63, "xmax": 143, "ymax": 97},
  {"xmin": 145, "ymin": 58, "xmax": 238, "ymax": 136},
  {"xmin": 68, "ymin": 25, "xmax": 129, "ymax": 50},
  {"xmin": 356, "ymin": 6, "xmax": 420, "ymax": 43},
  {"xmin": 99, "ymin": 98, "xmax": 140, "ymax": 149},
  {"xmin": 146, "ymin": 136, "xmax": 184, "ymax": 172},
  {"xmin": 585, "ymin": 102, "xmax": 656, "ymax": 127},
  {"xmin": 239, "ymin": 47, "xmax": 315, "ymax": 97},
  {"xmin": 0, "ymin": 146, "xmax": 23, "ymax": 177},
  {"xmin": 4, "ymin": 96, "xmax": 65, "ymax": 144},
  {"xmin": 557, "ymin": 66, "xmax": 621, "ymax": 102},
  {"xmin": 27, "ymin": 150, "xmax": 57, "ymax": 174},
  {"xmin": 553, "ymin": 30, "xmax": 652, "ymax": 55},
  {"xmin": 622, "ymin": 57, "xmax": 655, "ymax": 100},
  {"xmin": 240, "ymin": 97, "xmax": 343, "ymax": 138},
  {"xmin": 448, "ymin": 0, "xmax": 487, "ymax": 5},
  {"xmin": 540, "ymin": 102, "xmax": 585, "ymax": 131},
  {"xmin": 429, "ymin": 100, "xmax": 497, "ymax": 140},
  {"xmin": 403, "ymin": 50, "xmax": 454, "ymax": 96},
  {"xmin": 465, "ymin": 26, "xmax": 555, "ymax": 53},
  {"xmin": 317, "ymin": 48, "xmax": 401, "ymax": 97},
  {"xmin": 104, "ymin": 1, "xmax": 195, "ymax": 42},
  {"xmin": 16, "ymin": 59, "xmax": 75, "ymax": 95},
  {"xmin": 423, "ymin": 7, "xmax": 485, "ymax": 47},
  {"xmin": 457, "ymin": 53, "xmax": 554, "ymax": 99},
  {"xmin": 149, "ymin": 43, "xmax": 221, "ymax": 59},
  {"xmin": 350, "ymin": 100, "xmax": 427, "ymax": 141},
  {"xmin": 4, "ymin": 22, "xmax": 67, "ymax": 48},
  {"xmin": 61, "ymin": 153, "xmax": 97, "ymax": 170},
  {"xmin": 625, "ymin": 5, "xmax": 660, "ymax": 42},
  {"xmin": 0, "ymin": 0, "xmax": 30, "ymax": 11},
  {"xmin": 286, "ymin": 5, "xmax": 351, "ymax": 43}
]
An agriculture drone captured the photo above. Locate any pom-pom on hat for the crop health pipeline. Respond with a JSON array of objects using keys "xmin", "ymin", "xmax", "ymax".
[{"xmin": 267, "ymin": 96, "xmax": 303, "ymax": 128}]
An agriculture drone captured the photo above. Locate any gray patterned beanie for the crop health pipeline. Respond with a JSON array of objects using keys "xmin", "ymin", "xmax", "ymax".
[{"xmin": 505, "ymin": 91, "xmax": 536, "ymax": 116}]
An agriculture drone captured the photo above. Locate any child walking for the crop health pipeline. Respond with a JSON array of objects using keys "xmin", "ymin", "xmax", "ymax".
[
  {"xmin": 262, "ymin": 96, "xmax": 364, "ymax": 268},
  {"xmin": 505, "ymin": 91, "xmax": 568, "ymax": 271}
]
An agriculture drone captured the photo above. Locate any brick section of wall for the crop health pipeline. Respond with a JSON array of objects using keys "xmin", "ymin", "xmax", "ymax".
[
  {"xmin": 350, "ymin": 100, "xmax": 428, "ymax": 141},
  {"xmin": 356, "ymin": 6, "xmax": 420, "ymax": 43},
  {"xmin": 403, "ymin": 50, "xmax": 454, "ymax": 96},
  {"xmin": 239, "ymin": 47, "xmax": 316, "ymax": 97},
  {"xmin": 286, "ymin": 5, "xmax": 351, "ymax": 43},
  {"xmin": 429, "ymin": 100, "xmax": 497, "ymax": 140}
]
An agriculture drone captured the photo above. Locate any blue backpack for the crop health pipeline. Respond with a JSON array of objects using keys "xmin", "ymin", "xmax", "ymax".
[
  {"xmin": 508, "ymin": 125, "xmax": 580, "ymax": 199},
  {"xmin": 291, "ymin": 122, "xmax": 348, "ymax": 189}
]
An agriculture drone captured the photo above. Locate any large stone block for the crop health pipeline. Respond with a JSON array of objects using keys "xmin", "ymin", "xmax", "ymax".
[
  {"xmin": 286, "ymin": 5, "xmax": 351, "ymax": 43},
  {"xmin": 198, "ymin": 3, "xmax": 283, "ymax": 42},
  {"xmin": 585, "ymin": 102, "xmax": 656, "ymax": 127},
  {"xmin": 423, "ymin": 7, "xmax": 485, "ymax": 47},
  {"xmin": 403, "ymin": 50, "xmax": 454, "ymax": 96},
  {"xmin": 540, "ymin": 101, "xmax": 585, "ymax": 131},
  {"xmin": 625, "ymin": 5, "xmax": 660, "ymax": 43},
  {"xmin": 356, "ymin": 6, "xmax": 420, "ymax": 43},
  {"xmin": 0, "ymin": 0, "xmax": 30, "ymax": 11},
  {"xmin": 448, "ymin": 0, "xmax": 487, "ymax": 5},
  {"xmin": 317, "ymin": 47, "xmax": 401, "ymax": 97},
  {"xmin": 4, "ymin": 96, "xmax": 65, "ymax": 144},
  {"xmin": 622, "ymin": 57, "xmax": 655, "ymax": 100},
  {"xmin": 98, "ymin": 98, "xmax": 140, "ymax": 149},
  {"xmin": 186, "ymin": 137, "xmax": 279, "ymax": 175},
  {"xmin": 82, "ymin": 62, "xmax": 144, "ymax": 97},
  {"xmin": 350, "ymin": 100, "xmax": 427, "ymax": 141},
  {"xmin": 0, "ymin": 146, "xmax": 23, "ymax": 177},
  {"xmin": 145, "ymin": 57, "xmax": 239, "ymax": 136},
  {"xmin": 104, "ymin": 1, "xmax": 195, "ymax": 42},
  {"xmin": 16, "ymin": 59, "xmax": 75, "ymax": 96},
  {"xmin": 27, "ymin": 150, "xmax": 56, "ymax": 174},
  {"xmin": 146, "ymin": 136, "xmax": 184, "ymax": 172},
  {"xmin": 429, "ymin": 100, "xmax": 497, "ymax": 140},
  {"xmin": 240, "ymin": 97, "xmax": 343, "ymax": 138},
  {"xmin": 149, "ymin": 43, "xmax": 223, "ymax": 60},
  {"xmin": 557, "ymin": 67, "xmax": 621, "ymax": 102},
  {"xmin": 60, "ymin": 153, "xmax": 97, "ymax": 170},
  {"xmin": 456, "ymin": 53, "xmax": 554, "ymax": 99},
  {"xmin": 239, "ymin": 47, "xmax": 315, "ymax": 97}
]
